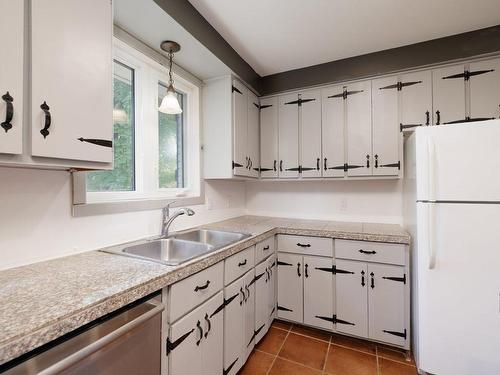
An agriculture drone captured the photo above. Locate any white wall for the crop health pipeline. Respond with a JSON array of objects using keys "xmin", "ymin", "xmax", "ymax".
[
  {"xmin": 0, "ymin": 167, "xmax": 245, "ymax": 270},
  {"xmin": 245, "ymin": 179, "xmax": 403, "ymax": 224}
]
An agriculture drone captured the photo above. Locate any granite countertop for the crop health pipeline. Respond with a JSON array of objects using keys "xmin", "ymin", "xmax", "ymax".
[{"xmin": 0, "ymin": 215, "xmax": 409, "ymax": 365}]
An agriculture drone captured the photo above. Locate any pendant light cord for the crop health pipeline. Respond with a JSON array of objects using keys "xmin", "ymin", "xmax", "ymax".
[{"xmin": 168, "ymin": 51, "xmax": 174, "ymax": 87}]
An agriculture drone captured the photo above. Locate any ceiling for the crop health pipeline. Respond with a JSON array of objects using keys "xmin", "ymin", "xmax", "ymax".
[
  {"xmin": 114, "ymin": 0, "xmax": 231, "ymax": 80},
  {"xmin": 188, "ymin": 0, "xmax": 500, "ymax": 76}
]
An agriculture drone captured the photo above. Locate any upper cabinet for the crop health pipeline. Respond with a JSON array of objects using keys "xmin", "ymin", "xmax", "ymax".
[
  {"xmin": 278, "ymin": 93, "xmax": 300, "ymax": 178},
  {"xmin": 321, "ymin": 86, "xmax": 345, "ymax": 178},
  {"xmin": 469, "ymin": 58, "xmax": 500, "ymax": 120},
  {"xmin": 399, "ymin": 71, "xmax": 432, "ymax": 131},
  {"xmin": 0, "ymin": 0, "xmax": 113, "ymax": 169},
  {"xmin": 432, "ymin": 64, "xmax": 467, "ymax": 125},
  {"xmin": 259, "ymin": 97, "xmax": 278, "ymax": 178},
  {"xmin": 0, "ymin": 0, "xmax": 24, "ymax": 155},
  {"xmin": 299, "ymin": 90, "xmax": 322, "ymax": 178},
  {"xmin": 203, "ymin": 76, "xmax": 260, "ymax": 179}
]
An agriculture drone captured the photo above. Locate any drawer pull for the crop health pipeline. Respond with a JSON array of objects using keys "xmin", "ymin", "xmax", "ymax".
[
  {"xmin": 361, "ymin": 270, "xmax": 365, "ymax": 287},
  {"xmin": 370, "ymin": 272, "xmax": 375, "ymax": 289},
  {"xmin": 238, "ymin": 259, "xmax": 247, "ymax": 267},
  {"xmin": 296, "ymin": 243, "xmax": 311, "ymax": 248},
  {"xmin": 204, "ymin": 313, "xmax": 211, "ymax": 338},
  {"xmin": 297, "ymin": 263, "xmax": 301, "ymax": 277},
  {"xmin": 263, "ymin": 245, "xmax": 270, "ymax": 251},
  {"xmin": 196, "ymin": 320, "xmax": 203, "ymax": 346},
  {"xmin": 359, "ymin": 249, "xmax": 377, "ymax": 255},
  {"xmin": 194, "ymin": 280, "xmax": 210, "ymax": 292}
]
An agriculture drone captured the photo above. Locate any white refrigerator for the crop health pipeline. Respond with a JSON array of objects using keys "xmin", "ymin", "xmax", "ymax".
[{"xmin": 404, "ymin": 120, "xmax": 500, "ymax": 375}]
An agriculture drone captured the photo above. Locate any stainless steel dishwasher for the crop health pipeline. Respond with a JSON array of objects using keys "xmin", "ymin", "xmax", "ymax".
[{"xmin": 3, "ymin": 296, "xmax": 164, "ymax": 375}]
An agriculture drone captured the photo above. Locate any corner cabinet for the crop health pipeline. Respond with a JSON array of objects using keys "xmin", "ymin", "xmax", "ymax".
[
  {"xmin": 203, "ymin": 76, "xmax": 260, "ymax": 179},
  {"xmin": 0, "ymin": 0, "xmax": 113, "ymax": 170}
]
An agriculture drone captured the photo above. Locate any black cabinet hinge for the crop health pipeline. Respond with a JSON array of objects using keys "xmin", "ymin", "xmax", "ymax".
[
  {"xmin": 78, "ymin": 138, "xmax": 113, "ymax": 148},
  {"xmin": 285, "ymin": 98, "xmax": 316, "ymax": 106},
  {"xmin": 223, "ymin": 358, "xmax": 239, "ymax": 375},
  {"xmin": 443, "ymin": 69, "xmax": 494, "ymax": 81},
  {"xmin": 166, "ymin": 329, "xmax": 194, "ymax": 355},
  {"xmin": 382, "ymin": 274, "xmax": 406, "ymax": 284},
  {"xmin": 259, "ymin": 104, "xmax": 273, "ymax": 110},
  {"xmin": 247, "ymin": 324, "xmax": 265, "ymax": 347},
  {"xmin": 232, "ymin": 161, "xmax": 243, "ymax": 169},
  {"xmin": 249, "ymin": 272, "xmax": 265, "ymax": 287},
  {"xmin": 378, "ymin": 161, "xmax": 401, "ymax": 170},
  {"xmin": 314, "ymin": 265, "xmax": 354, "ymax": 275},
  {"xmin": 232, "ymin": 85, "xmax": 243, "ymax": 94},
  {"xmin": 277, "ymin": 260, "xmax": 293, "ymax": 266},
  {"xmin": 210, "ymin": 293, "xmax": 238, "ymax": 318},
  {"xmin": 444, "ymin": 116, "xmax": 495, "ymax": 125},
  {"xmin": 380, "ymin": 81, "xmax": 422, "ymax": 91},
  {"xmin": 277, "ymin": 305, "xmax": 293, "ymax": 312},
  {"xmin": 383, "ymin": 329, "xmax": 407, "ymax": 339},
  {"xmin": 316, "ymin": 314, "xmax": 355, "ymax": 326},
  {"xmin": 285, "ymin": 166, "xmax": 302, "ymax": 172},
  {"xmin": 400, "ymin": 123, "xmax": 422, "ymax": 132}
]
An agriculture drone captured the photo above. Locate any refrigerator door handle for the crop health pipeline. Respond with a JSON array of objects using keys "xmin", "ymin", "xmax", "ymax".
[
  {"xmin": 428, "ymin": 203, "xmax": 437, "ymax": 269},
  {"xmin": 428, "ymin": 139, "xmax": 436, "ymax": 201}
]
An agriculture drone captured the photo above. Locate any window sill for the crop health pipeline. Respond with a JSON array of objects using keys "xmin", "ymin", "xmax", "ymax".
[{"xmin": 72, "ymin": 194, "xmax": 204, "ymax": 217}]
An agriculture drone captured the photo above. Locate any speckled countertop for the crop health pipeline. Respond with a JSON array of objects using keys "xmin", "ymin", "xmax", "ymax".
[{"xmin": 0, "ymin": 215, "xmax": 409, "ymax": 365}]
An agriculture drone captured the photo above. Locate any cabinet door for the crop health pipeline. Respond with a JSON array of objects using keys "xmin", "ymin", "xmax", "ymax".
[
  {"xmin": 277, "ymin": 253, "xmax": 303, "ymax": 322},
  {"xmin": 223, "ymin": 277, "xmax": 245, "ymax": 375},
  {"xmin": 232, "ymin": 80, "xmax": 249, "ymax": 177},
  {"xmin": 368, "ymin": 264, "xmax": 407, "ymax": 347},
  {"xmin": 432, "ymin": 64, "xmax": 466, "ymax": 124},
  {"xmin": 303, "ymin": 256, "xmax": 334, "ymax": 331},
  {"xmin": 278, "ymin": 93, "xmax": 299, "ymax": 178},
  {"xmin": 31, "ymin": 0, "xmax": 112, "ymax": 163},
  {"xmin": 321, "ymin": 86, "xmax": 345, "ymax": 177},
  {"xmin": 260, "ymin": 97, "xmax": 278, "ymax": 178},
  {"xmin": 469, "ymin": 58, "xmax": 500, "ymax": 120},
  {"xmin": 335, "ymin": 259, "xmax": 368, "ymax": 338},
  {"xmin": 202, "ymin": 292, "xmax": 224, "ymax": 375},
  {"xmin": 346, "ymin": 81, "xmax": 372, "ymax": 176},
  {"xmin": 300, "ymin": 90, "xmax": 322, "ymax": 178},
  {"xmin": 400, "ymin": 70, "xmax": 432, "ymax": 131},
  {"xmin": 243, "ymin": 270, "xmax": 255, "ymax": 362},
  {"xmin": 254, "ymin": 261, "xmax": 269, "ymax": 344},
  {"xmin": 268, "ymin": 255, "xmax": 277, "ymax": 324},
  {"xmin": 0, "ymin": 0, "xmax": 24, "ymax": 155},
  {"xmin": 247, "ymin": 90, "xmax": 260, "ymax": 178},
  {"xmin": 372, "ymin": 76, "xmax": 400, "ymax": 177}
]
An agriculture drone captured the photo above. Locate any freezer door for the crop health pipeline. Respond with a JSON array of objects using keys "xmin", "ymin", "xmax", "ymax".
[
  {"xmin": 416, "ymin": 202, "xmax": 500, "ymax": 375},
  {"xmin": 416, "ymin": 120, "xmax": 500, "ymax": 202}
]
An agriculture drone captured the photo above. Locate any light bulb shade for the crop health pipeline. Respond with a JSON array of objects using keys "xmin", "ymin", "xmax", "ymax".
[{"xmin": 159, "ymin": 86, "xmax": 182, "ymax": 114}]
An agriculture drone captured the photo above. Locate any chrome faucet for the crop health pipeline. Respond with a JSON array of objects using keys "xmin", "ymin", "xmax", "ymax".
[{"xmin": 161, "ymin": 201, "xmax": 195, "ymax": 237}]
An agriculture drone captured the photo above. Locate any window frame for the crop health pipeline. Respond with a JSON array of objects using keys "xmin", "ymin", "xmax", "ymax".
[{"xmin": 72, "ymin": 37, "xmax": 202, "ymax": 214}]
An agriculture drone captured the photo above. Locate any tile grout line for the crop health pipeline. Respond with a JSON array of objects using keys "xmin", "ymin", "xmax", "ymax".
[
  {"xmin": 321, "ymin": 334, "xmax": 333, "ymax": 374},
  {"xmin": 376, "ymin": 345, "xmax": 381, "ymax": 375},
  {"xmin": 265, "ymin": 323, "xmax": 292, "ymax": 375}
]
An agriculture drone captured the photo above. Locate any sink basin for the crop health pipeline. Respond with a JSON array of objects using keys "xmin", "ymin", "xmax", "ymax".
[
  {"xmin": 171, "ymin": 229, "xmax": 251, "ymax": 248},
  {"xmin": 122, "ymin": 238, "xmax": 214, "ymax": 266}
]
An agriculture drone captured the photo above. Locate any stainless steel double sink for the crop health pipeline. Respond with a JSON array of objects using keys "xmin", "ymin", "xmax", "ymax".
[{"xmin": 107, "ymin": 229, "xmax": 251, "ymax": 266}]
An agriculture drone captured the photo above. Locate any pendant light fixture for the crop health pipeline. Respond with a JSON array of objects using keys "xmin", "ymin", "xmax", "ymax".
[{"xmin": 159, "ymin": 40, "xmax": 182, "ymax": 114}]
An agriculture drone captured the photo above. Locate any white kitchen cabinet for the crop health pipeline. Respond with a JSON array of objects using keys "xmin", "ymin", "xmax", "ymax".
[
  {"xmin": 223, "ymin": 269, "xmax": 255, "ymax": 375},
  {"xmin": 368, "ymin": 263, "xmax": 407, "ymax": 347},
  {"xmin": 335, "ymin": 259, "xmax": 368, "ymax": 338},
  {"xmin": 278, "ymin": 93, "xmax": 300, "ymax": 178},
  {"xmin": 277, "ymin": 252, "xmax": 303, "ymax": 322},
  {"xmin": 168, "ymin": 292, "xmax": 224, "ymax": 375},
  {"xmin": 400, "ymin": 70, "xmax": 433, "ymax": 131},
  {"xmin": 321, "ymin": 85, "xmax": 345, "ymax": 177},
  {"xmin": 30, "ymin": 0, "xmax": 112, "ymax": 163},
  {"xmin": 259, "ymin": 97, "xmax": 279, "ymax": 178},
  {"xmin": 247, "ymin": 90, "xmax": 260, "ymax": 178},
  {"xmin": 432, "ymin": 64, "xmax": 466, "ymax": 125},
  {"xmin": 232, "ymin": 79, "xmax": 249, "ymax": 177},
  {"xmin": 0, "ymin": 0, "xmax": 24, "ymax": 155},
  {"xmin": 303, "ymin": 256, "xmax": 334, "ymax": 331},
  {"xmin": 372, "ymin": 76, "xmax": 400, "ymax": 177},
  {"xmin": 469, "ymin": 58, "xmax": 500, "ymax": 120},
  {"xmin": 267, "ymin": 254, "xmax": 277, "ymax": 325},
  {"xmin": 300, "ymin": 90, "xmax": 322, "ymax": 178},
  {"xmin": 254, "ymin": 261, "xmax": 270, "ymax": 344},
  {"xmin": 346, "ymin": 81, "xmax": 372, "ymax": 177}
]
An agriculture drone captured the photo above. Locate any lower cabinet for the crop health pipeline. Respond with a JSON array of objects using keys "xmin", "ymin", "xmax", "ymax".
[
  {"xmin": 255, "ymin": 254, "xmax": 277, "ymax": 343},
  {"xmin": 277, "ymin": 252, "xmax": 303, "ymax": 322},
  {"xmin": 168, "ymin": 292, "xmax": 224, "ymax": 375},
  {"xmin": 223, "ymin": 269, "xmax": 255, "ymax": 375}
]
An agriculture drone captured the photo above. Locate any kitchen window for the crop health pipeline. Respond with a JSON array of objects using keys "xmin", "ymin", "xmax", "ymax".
[{"xmin": 73, "ymin": 38, "xmax": 201, "ymax": 212}]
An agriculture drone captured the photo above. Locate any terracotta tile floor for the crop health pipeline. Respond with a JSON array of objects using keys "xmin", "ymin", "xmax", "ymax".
[{"xmin": 239, "ymin": 320, "xmax": 417, "ymax": 375}]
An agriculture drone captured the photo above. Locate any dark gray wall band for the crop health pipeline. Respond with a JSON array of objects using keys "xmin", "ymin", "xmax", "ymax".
[
  {"xmin": 260, "ymin": 25, "xmax": 500, "ymax": 95},
  {"xmin": 153, "ymin": 0, "xmax": 260, "ymax": 90}
]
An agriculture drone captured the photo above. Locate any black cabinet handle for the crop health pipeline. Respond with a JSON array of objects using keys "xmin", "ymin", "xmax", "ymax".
[
  {"xmin": 296, "ymin": 243, "xmax": 311, "ymax": 248},
  {"xmin": 305, "ymin": 264, "xmax": 309, "ymax": 278},
  {"xmin": 425, "ymin": 110, "xmax": 430, "ymax": 125},
  {"xmin": 238, "ymin": 259, "xmax": 247, "ymax": 267},
  {"xmin": 366, "ymin": 154, "xmax": 370, "ymax": 168},
  {"xmin": 265, "ymin": 268, "xmax": 270, "ymax": 282},
  {"xmin": 370, "ymin": 272, "xmax": 375, "ymax": 289},
  {"xmin": 297, "ymin": 263, "xmax": 301, "ymax": 277},
  {"xmin": 244, "ymin": 285, "xmax": 250, "ymax": 302},
  {"xmin": 196, "ymin": 320, "xmax": 203, "ymax": 346},
  {"xmin": 316, "ymin": 158, "xmax": 320, "ymax": 171},
  {"xmin": 40, "ymin": 101, "xmax": 51, "ymax": 138},
  {"xmin": 374, "ymin": 155, "xmax": 379, "ymax": 168},
  {"xmin": 324, "ymin": 158, "xmax": 327, "ymax": 170},
  {"xmin": 279, "ymin": 160, "xmax": 283, "ymax": 172},
  {"xmin": 249, "ymin": 158, "xmax": 253, "ymax": 169},
  {"xmin": 204, "ymin": 313, "xmax": 211, "ymax": 338},
  {"xmin": 359, "ymin": 249, "xmax": 377, "ymax": 255},
  {"xmin": 240, "ymin": 287, "xmax": 245, "ymax": 305},
  {"xmin": 263, "ymin": 245, "xmax": 270, "ymax": 251},
  {"xmin": 1, "ymin": 92, "xmax": 14, "ymax": 133},
  {"xmin": 361, "ymin": 270, "xmax": 365, "ymax": 287},
  {"xmin": 436, "ymin": 110, "xmax": 441, "ymax": 125},
  {"xmin": 273, "ymin": 160, "xmax": 277, "ymax": 172},
  {"xmin": 194, "ymin": 280, "xmax": 210, "ymax": 292}
]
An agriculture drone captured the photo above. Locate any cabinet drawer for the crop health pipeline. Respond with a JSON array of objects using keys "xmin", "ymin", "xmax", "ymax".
[
  {"xmin": 170, "ymin": 262, "xmax": 224, "ymax": 322},
  {"xmin": 224, "ymin": 246, "xmax": 255, "ymax": 286},
  {"xmin": 277, "ymin": 235, "xmax": 333, "ymax": 257},
  {"xmin": 335, "ymin": 240, "xmax": 406, "ymax": 265},
  {"xmin": 255, "ymin": 236, "xmax": 275, "ymax": 264}
]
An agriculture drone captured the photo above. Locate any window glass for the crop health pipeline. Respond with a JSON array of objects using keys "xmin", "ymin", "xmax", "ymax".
[
  {"xmin": 86, "ymin": 61, "xmax": 135, "ymax": 191},
  {"xmin": 158, "ymin": 82, "xmax": 184, "ymax": 188}
]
